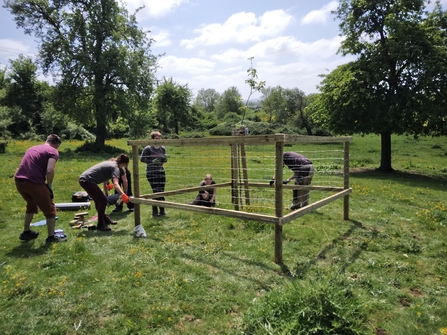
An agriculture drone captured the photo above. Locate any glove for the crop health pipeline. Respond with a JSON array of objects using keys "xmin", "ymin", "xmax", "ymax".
[
  {"xmin": 46, "ymin": 184, "xmax": 54, "ymax": 199},
  {"xmin": 121, "ymin": 193, "xmax": 130, "ymax": 204},
  {"xmin": 152, "ymin": 158, "xmax": 160, "ymax": 163},
  {"xmin": 269, "ymin": 179, "xmax": 275, "ymax": 186},
  {"xmin": 161, "ymin": 154, "xmax": 169, "ymax": 163},
  {"xmin": 283, "ymin": 180, "xmax": 290, "ymax": 185},
  {"xmin": 106, "ymin": 183, "xmax": 114, "ymax": 190}
]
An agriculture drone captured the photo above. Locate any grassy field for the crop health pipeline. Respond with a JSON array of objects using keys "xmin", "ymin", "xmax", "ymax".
[{"xmin": 1, "ymin": 134, "xmax": 447, "ymax": 334}]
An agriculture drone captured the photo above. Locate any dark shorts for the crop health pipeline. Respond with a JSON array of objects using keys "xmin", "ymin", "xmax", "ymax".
[{"xmin": 15, "ymin": 179, "xmax": 56, "ymax": 218}]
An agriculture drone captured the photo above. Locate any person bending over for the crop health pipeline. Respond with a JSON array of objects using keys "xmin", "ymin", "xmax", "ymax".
[
  {"xmin": 79, "ymin": 154, "xmax": 130, "ymax": 231},
  {"xmin": 270, "ymin": 152, "xmax": 314, "ymax": 210},
  {"xmin": 14, "ymin": 134, "xmax": 64, "ymax": 243}
]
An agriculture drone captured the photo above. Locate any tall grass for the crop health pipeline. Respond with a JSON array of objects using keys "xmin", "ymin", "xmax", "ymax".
[{"xmin": 0, "ymin": 134, "xmax": 446, "ymax": 334}]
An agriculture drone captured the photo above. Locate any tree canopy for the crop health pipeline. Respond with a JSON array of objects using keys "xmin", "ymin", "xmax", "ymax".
[
  {"xmin": 4, "ymin": 0, "xmax": 158, "ymax": 147},
  {"xmin": 311, "ymin": 0, "xmax": 447, "ymax": 171},
  {"xmin": 154, "ymin": 77, "xmax": 194, "ymax": 135},
  {"xmin": 215, "ymin": 86, "xmax": 243, "ymax": 120},
  {"xmin": 194, "ymin": 88, "xmax": 220, "ymax": 114}
]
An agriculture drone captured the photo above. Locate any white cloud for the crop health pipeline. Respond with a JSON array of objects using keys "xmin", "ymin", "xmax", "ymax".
[
  {"xmin": 301, "ymin": 1, "xmax": 339, "ymax": 25},
  {"xmin": 147, "ymin": 27, "xmax": 172, "ymax": 47},
  {"xmin": 210, "ymin": 35, "xmax": 344, "ymax": 64},
  {"xmin": 255, "ymin": 56, "xmax": 354, "ymax": 94},
  {"xmin": 180, "ymin": 10, "xmax": 294, "ymax": 49},
  {"xmin": 211, "ymin": 48, "xmax": 247, "ymax": 63},
  {"xmin": 0, "ymin": 39, "xmax": 32, "ymax": 61},
  {"xmin": 157, "ymin": 55, "xmax": 215, "ymax": 76},
  {"xmin": 124, "ymin": 0, "xmax": 189, "ymax": 19}
]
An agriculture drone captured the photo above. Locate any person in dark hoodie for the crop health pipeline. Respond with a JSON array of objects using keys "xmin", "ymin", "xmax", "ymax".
[{"xmin": 140, "ymin": 131, "xmax": 168, "ymax": 217}]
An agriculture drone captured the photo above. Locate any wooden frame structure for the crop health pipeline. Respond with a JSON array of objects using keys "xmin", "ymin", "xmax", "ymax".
[{"xmin": 128, "ymin": 134, "xmax": 352, "ymax": 264}]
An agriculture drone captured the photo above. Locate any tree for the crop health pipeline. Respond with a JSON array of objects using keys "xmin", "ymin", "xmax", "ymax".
[
  {"xmin": 260, "ymin": 86, "xmax": 285, "ymax": 123},
  {"xmin": 3, "ymin": 55, "xmax": 44, "ymax": 135},
  {"xmin": 214, "ymin": 86, "xmax": 243, "ymax": 120},
  {"xmin": 5, "ymin": 0, "xmax": 158, "ymax": 147},
  {"xmin": 312, "ymin": 0, "xmax": 447, "ymax": 171},
  {"xmin": 154, "ymin": 77, "xmax": 194, "ymax": 135},
  {"xmin": 194, "ymin": 88, "xmax": 220, "ymax": 114},
  {"xmin": 283, "ymin": 88, "xmax": 312, "ymax": 134},
  {"xmin": 0, "ymin": 68, "xmax": 13, "ymax": 139}
]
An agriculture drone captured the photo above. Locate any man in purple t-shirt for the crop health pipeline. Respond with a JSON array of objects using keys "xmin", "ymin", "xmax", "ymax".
[
  {"xmin": 270, "ymin": 152, "xmax": 315, "ymax": 210},
  {"xmin": 14, "ymin": 134, "xmax": 63, "ymax": 243}
]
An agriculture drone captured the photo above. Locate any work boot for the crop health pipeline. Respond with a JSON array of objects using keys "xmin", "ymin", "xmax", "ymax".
[
  {"xmin": 97, "ymin": 222, "xmax": 111, "ymax": 231},
  {"xmin": 19, "ymin": 230, "xmax": 39, "ymax": 242},
  {"xmin": 104, "ymin": 215, "xmax": 118, "ymax": 225},
  {"xmin": 112, "ymin": 206, "xmax": 123, "ymax": 213},
  {"xmin": 152, "ymin": 206, "xmax": 159, "ymax": 217},
  {"xmin": 159, "ymin": 207, "xmax": 166, "ymax": 216},
  {"xmin": 289, "ymin": 204, "xmax": 301, "ymax": 211}
]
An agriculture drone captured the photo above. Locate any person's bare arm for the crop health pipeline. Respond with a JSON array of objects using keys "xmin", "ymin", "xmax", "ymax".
[
  {"xmin": 46, "ymin": 158, "xmax": 57, "ymax": 185},
  {"xmin": 121, "ymin": 174, "xmax": 129, "ymax": 193},
  {"xmin": 112, "ymin": 177, "xmax": 126, "ymax": 195}
]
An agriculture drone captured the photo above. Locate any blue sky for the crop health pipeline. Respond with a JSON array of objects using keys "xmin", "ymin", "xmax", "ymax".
[{"xmin": 1, "ymin": 0, "xmax": 445, "ymax": 98}]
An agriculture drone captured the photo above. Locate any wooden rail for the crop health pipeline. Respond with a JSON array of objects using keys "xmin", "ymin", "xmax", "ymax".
[{"xmin": 128, "ymin": 133, "xmax": 352, "ymax": 264}]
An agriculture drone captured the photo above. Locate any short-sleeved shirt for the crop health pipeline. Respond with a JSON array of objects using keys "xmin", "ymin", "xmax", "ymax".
[
  {"xmin": 79, "ymin": 161, "xmax": 123, "ymax": 184},
  {"xmin": 14, "ymin": 144, "xmax": 59, "ymax": 184},
  {"xmin": 140, "ymin": 145, "xmax": 167, "ymax": 173},
  {"xmin": 283, "ymin": 152, "xmax": 313, "ymax": 173}
]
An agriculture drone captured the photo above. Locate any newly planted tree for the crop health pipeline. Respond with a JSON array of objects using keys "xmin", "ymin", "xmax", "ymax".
[{"xmin": 240, "ymin": 57, "xmax": 265, "ymax": 125}]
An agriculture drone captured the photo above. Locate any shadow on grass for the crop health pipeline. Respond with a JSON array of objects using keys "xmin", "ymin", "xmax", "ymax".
[
  {"xmin": 72, "ymin": 228, "xmax": 131, "ymax": 238},
  {"xmin": 181, "ymin": 251, "xmax": 279, "ymax": 288},
  {"xmin": 280, "ymin": 219, "xmax": 371, "ymax": 278},
  {"xmin": 351, "ymin": 168, "xmax": 447, "ymax": 190},
  {"xmin": 6, "ymin": 240, "xmax": 53, "ymax": 258}
]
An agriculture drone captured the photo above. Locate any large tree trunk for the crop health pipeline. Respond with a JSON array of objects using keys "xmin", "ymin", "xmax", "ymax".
[
  {"xmin": 299, "ymin": 109, "xmax": 313, "ymax": 135},
  {"xmin": 95, "ymin": 120, "xmax": 107, "ymax": 147},
  {"xmin": 378, "ymin": 131, "xmax": 394, "ymax": 171},
  {"xmin": 94, "ymin": 74, "xmax": 107, "ymax": 148}
]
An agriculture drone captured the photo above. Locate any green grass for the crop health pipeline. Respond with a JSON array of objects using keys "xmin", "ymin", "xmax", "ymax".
[{"xmin": 1, "ymin": 134, "xmax": 447, "ymax": 334}]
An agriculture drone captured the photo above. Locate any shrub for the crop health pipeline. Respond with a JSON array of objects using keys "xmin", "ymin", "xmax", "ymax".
[
  {"xmin": 247, "ymin": 122, "xmax": 275, "ymax": 135},
  {"xmin": 209, "ymin": 123, "xmax": 233, "ymax": 136},
  {"xmin": 313, "ymin": 128, "xmax": 333, "ymax": 136},
  {"xmin": 0, "ymin": 141, "xmax": 7, "ymax": 153},
  {"xmin": 241, "ymin": 271, "xmax": 368, "ymax": 335},
  {"xmin": 183, "ymin": 132, "xmax": 205, "ymax": 138},
  {"xmin": 74, "ymin": 141, "xmax": 127, "ymax": 155},
  {"xmin": 223, "ymin": 112, "xmax": 241, "ymax": 123},
  {"xmin": 163, "ymin": 133, "xmax": 181, "ymax": 139},
  {"xmin": 60, "ymin": 122, "xmax": 96, "ymax": 141},
  {"xmin": 108, "ymin": 116, "xmax": 129, "ymax": 138}
]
